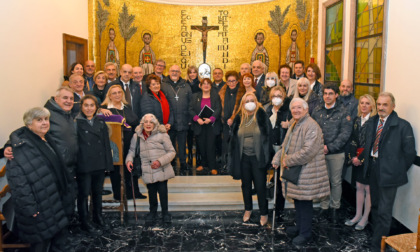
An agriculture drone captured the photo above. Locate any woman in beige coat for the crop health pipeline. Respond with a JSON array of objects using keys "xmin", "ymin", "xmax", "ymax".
[
  {"xmin": 126, "ymin": 114, "xmax": 176, "ymax": 223},
  {"xmin": 272, "ymin": 98, "xmax": 330, "ymax": 246}
]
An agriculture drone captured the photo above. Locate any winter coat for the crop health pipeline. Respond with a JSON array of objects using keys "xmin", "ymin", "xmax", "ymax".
[
  {"xmin": 106, "ymin": 78, "xmax": 142, "ymax": 118},
  {"xmin": 126, "ymin": 125, "xmax": 176, "ymax": 184},
  {"xmin": 6, "ymin": 127, "xmax": 71, "ymax": 243},
  {"xmin": 161, "ymin": 77, "xmax": 192, "ymax": 131},
  {"xmin": 272, "ymin": 114, "xmax": 330, "ymax": 200},
  {"xmin": 44, "ymin": 97, "xmax": 78, "ymax": 176},
  {"xmin": 75, "ymin": 114, "xmax": 114, "ymax": 174},
  {"xmin": 312, "ymin": 102, "xmax": 353, "ymax": 154},
  {"xmin": 265, "ymin": 97, "xmax": 292, "ymax": 146},
  {"xmin": 312, "ymin": 80, "xmax": 323, "ymax": 98},
  {"xmin": 189, "ymin": 91, "xmax": 222, "ymax": 135},
  {"xmin": 228, "ymin": 108, "xmax": 273, "ymax": 180},
  {"xmin": 307, "ymin": 92, "xmax": 320, "ymax": 116},
  {"xmin": 362, "ymin": 111, "xmax": 416, "ymax": 187},
  {"xmin": 140, "ymin": 90, "xmax": 174, "ymax": 126},
  {"xmin": 219, "ymin": 84, "xmax": 246, "ymax": 123}
]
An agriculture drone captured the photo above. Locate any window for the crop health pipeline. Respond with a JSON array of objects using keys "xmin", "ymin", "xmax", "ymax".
[
  {"xmin": 354, "ymin": 0, "xmax": 384, "ymax": 98},
  {"xmin": 324, "ymin": 1, "xmax": 343, "ymax": 86}
]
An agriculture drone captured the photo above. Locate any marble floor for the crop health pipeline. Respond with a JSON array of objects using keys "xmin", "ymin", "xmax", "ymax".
[{"xmin": 62, "ymin": 203, "xmax": 374, "ymax": 252}]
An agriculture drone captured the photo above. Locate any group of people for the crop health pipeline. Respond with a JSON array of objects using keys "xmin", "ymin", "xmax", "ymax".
[{"xmin": 2, "ymin": 58, "xmax": 416, "ymax": 251}]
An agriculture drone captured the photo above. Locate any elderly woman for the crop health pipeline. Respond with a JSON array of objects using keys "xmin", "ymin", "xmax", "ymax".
[
  {"xmin": 272, "ymin": 98, "xmax": 330, "ymax": 246},
  {"xmin": 76, "ymin": 95, "xmax": 113, "ymax": 233},
  {"xmin": 293, "ymin": 77, "xmax": 320, "ymax": 115},
  {"xmin": 89, "ymin": 71, "xmax": 108, "ymax": 103},
  {"xmin": 344, "ymin": 94, "xmax": 376, "ymax": 230},
  {"xmin": 126, "ymin": 114, "xmax": 176, "ymax": 223},
  {"xmin": 189, "ymin": 78, "xmax": 222, "ymax": 175},
  {"xmin": 278, "ymin": 64, "xmax": 297, "ymax": 97},
  {"xmin": 260, "ymin": 72, "xmax": 280, "ymax": 106},
  {"xmin": 6, "ymin": 107, "xmax": 72, "ymax": 251},
  {"xmin": 305, "ymin": 63, "xmax": 323, "ymax": 98},
  {"xmin": 229, "ymin": 92, "xmax": 273, "ymax": 226},
  {"xmin": 101, "ymin": 85, "xmax": 142, "ymax": 200}
]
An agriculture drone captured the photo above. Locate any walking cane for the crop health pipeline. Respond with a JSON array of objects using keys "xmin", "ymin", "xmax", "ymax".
[
  {"xmin": 130, "ymin": 173, "xmax": 138, "ymax": 222},
  {"xmin": 272, "ymin": 168, "xmax": 278, "ymax": 231}
]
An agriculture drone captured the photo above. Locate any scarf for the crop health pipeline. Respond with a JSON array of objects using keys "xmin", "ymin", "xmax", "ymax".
[
  {"xmin": 152, "ymin": 90, "xmax": 170, "ymax": 125},
  {"xmin": 142, "ymin": 129, "xmax": 150, "ymax": 140}
]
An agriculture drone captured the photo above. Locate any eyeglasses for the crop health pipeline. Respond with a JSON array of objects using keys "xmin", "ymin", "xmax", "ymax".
[
  {"xmin": 156, "ymin": 64, "xmax": 166, "ymax": 68},
  {"xmin": 170, "ymin": 70, "xmax": 180, "ymax": 73},
  {"xmin": 111, "ymin": 91, "xmax": 123, "ymax": 95},
  {"xmin": 227, "ymin": 80, "xmax": 237, "ymax": 83}
]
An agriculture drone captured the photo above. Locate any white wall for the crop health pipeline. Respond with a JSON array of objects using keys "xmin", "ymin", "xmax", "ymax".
[
  {"xmin": 319, "ymin": 0, "xmax": 420, "ymax": 232},
  {"xmin": 0, "ymin": 0, "xmax": 88, "ymax": 145}
]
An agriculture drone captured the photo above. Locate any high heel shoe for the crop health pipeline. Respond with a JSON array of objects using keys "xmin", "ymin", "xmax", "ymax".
[
  {"xmin": 243, "ymin": 210, "xmax": 252, "ymax": 222},
  {"xmin": 260, "ymin": 215, "xmax": 268, "ymax": 226}
]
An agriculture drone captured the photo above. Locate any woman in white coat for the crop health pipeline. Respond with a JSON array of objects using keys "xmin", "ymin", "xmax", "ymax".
[{"xmin": 126, "ymin": 114, "xmax": 176, "ymax": 223}]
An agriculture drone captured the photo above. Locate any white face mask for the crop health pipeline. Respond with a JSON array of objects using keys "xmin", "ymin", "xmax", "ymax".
[
  {"xmin": 266, "ymin": 80, "xmax": 276, "ymax": 88},
  {"xmin": 244, "ymin": 102, "xmax": 257, "ymax": 112},
  {"xmin": 272, "ymin": 97, "xmax": 283, "ymax": 106}
]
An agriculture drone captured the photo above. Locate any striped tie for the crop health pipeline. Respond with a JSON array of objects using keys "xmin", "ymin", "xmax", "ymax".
[{"xmin": 372, "ymin": 119, "xmax": 384, "ymax": 155}]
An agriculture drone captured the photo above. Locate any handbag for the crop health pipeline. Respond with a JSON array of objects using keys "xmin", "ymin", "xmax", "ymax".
[
  {"xmin": 132, "ymin": 136, "xmax": 142, "ymax": 177},
  {"xmin": 281, "ymin": 165, "xmax": 302, "ymax": 185}
]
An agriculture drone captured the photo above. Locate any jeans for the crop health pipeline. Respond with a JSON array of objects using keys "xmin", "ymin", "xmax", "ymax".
[{"xmin": 320, "ymin": 152, "xmax": 345, "ymax": 209}]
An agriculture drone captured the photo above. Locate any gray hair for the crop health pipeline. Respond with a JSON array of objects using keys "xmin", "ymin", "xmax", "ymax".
[
  {"xmin": 23, "ymin": 107, "xmax": 50, "ymax": 126},
  {"xmin": 104, "ymin": 62, "xmax": 117, "ymax": 69},
  {"xmin": 139, "ymin": 113, "xmax": 160, "ymax": 131},
  {"xmin": 55, "ymin": 86, "xmax": 74, "ymax": 97},
  {"xmin": 378, "ymin": 92, "xmax": 396, "ymax": 106},
  {"xmin": 289, "ymin": 97, "xmax": 309, "ymax": 110}
]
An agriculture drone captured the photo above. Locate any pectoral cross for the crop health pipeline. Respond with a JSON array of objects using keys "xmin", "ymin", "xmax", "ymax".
[
  {"xmin": 175, "ymin": 95, "xmax": 179, "ymax": 101},
  {"xmin": 191, "ymin": 16, "xmax": 219, "ymax": 63}
]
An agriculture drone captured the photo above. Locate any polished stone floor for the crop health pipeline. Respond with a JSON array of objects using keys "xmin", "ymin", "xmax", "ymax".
[{"xmin": 64, "ymin": 204, "xmax": 373, "ymax": 252}]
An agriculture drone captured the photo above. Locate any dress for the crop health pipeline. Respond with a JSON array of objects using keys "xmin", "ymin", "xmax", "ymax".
[{"xmin": 348, "ymin": 116, "xmax": 370, "ymax": 184}]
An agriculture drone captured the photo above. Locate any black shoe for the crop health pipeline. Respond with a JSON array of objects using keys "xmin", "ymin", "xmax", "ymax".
[
  {"xmin": 318, "ymin": 208, "xmax": 328, "ymax": 218},
  {"xmin": 275, "ymin": 214, "xmax": 284, "ymax": 223},
  {"xmin": 292, "ymin": 235, "xmax": 312, "ymax": 246},
  {"xmin": 81, "ymin": 221, "xmax": 102, "ymax": 236},
  {"xmin": 162, "ymin": 213, "xmax": 172, "ymax": 223},
  {"xmin": 113, "ymin": 194, "xmax": 121, "ymax": 201},
  {"xmin": 92, "ymin": 215, "xmax": 109, "ymax": 228},
  {"xmin": 251, "ymin": 188, "xmax": 257, "ymax": 195},
  {"xmin": 145, "ymin": 212, "xmax": 157, "ymax": 223},
  {"xmin": 285, "ymin": 226, "xmax": 299, "ymax": 237},
  {"xmin": 135, "ymin": 192, "xmax": 147, "ymax": 199},
  {"xmin": 331, "ymin": 209, "xmax": 338, "ymax": 224},
  {"xmin": 102, "ymin": 190, "xmax": 112, "ymax": 195}
]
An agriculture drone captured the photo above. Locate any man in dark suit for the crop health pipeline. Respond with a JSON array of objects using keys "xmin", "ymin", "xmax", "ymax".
[
  {"xmin": 106, "ymin": 64, "xmax": 142, "ymax": 118},
  {"xmin": 212, "ymin": 68, "xmax": 225, "ymax": 93},
  {"xmin": 291, "ymin": 60, "xmax": 306, "ymax": 80},
  {"xmin": 363, "ymin": 92, "xmax": 416, "ymax": 251},
  {"xmin": 132, "ymin": 66, "xmax": 147, "ymax": 97},
  {"xmin": 251, "ymin": 60, "xmax": 266, "ymax": 101},
  {"xmin": 84, "ymin": 60, "xmax": 96, "ymax": 90}
]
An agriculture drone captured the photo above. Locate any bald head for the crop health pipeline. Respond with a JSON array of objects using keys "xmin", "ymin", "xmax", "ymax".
[
  {"xmin": 252, "ymin": 60, "xmax": 264, "ymax": 77},
  {"xmin": 120, "ymin": 64, "xmax": 133, "ymax": 82},
  {"xmin": 84, "ymin": 60, "xmax": 95, "ymax": 77},
  {"xmin": 339, "ymin": 79, "xmax": 353, "ymax": 97},
  {"xmin": 169, "ymin": 65, "xmax": 181, "ymax": 82},
  {"xmin": 240, "ymin": 63, "xmax": 251, "ymax": 76}
]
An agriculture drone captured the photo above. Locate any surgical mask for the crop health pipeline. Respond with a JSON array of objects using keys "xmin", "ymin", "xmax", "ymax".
[
  {"xmin": 244, "ymin": 102, "xmax": 257, "ymax": 112},
  {"xmin": 272, "ymin": 97, "xmax": 283, "ymax": 106},
  {"xmin": 266, "ymin": 80, "xmax": 276, "ymax": 87}
]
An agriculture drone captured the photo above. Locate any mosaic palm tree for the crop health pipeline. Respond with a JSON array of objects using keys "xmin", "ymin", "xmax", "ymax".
[
  {"xmin": 96, "ymin": 1, "xmax": 109, "ymax": 68},
  {"xmin": 295, "ymin": 0, "xmax": 311, "ymax": 63},
  {"xmin": 118, "ymin": 3, "xmax": 137, "ymax": 64},
  {"xmin": 268, "ymin": 5, "xmax": 291, "ymax": 72}
]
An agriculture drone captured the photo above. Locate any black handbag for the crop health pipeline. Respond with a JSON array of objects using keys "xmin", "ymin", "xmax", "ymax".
[
  {"xmin": 132, "ymin": 136, "xmax": 142, "ymax": 177},
  {"xmin": 281, "ymin": 165, "xmax": 302, "ymax": 185}
]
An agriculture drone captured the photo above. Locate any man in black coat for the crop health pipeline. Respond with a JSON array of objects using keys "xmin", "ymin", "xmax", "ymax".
[
  {"xmin": 291, "ymin": 60, "xmax": 306, "ymax": 80},
  {"xmin": 362, "ymin": 92, "xmax": 416, "ymax": 251},
  {"xmin": 143, "ymin": 59, "xmax": 167, "ymax": 81},
  {"xmin": 212, "ymin": 68, "xmax": 225, "ymax": 93},
  {"xmin": 251, "ymin": 60, "xmax": 266, "ymax": 101}
]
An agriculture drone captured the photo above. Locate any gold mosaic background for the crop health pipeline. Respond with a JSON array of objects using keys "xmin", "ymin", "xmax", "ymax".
[{"xmin": 88, "ymin": 0, "xmax": 318, "ymax": 76}]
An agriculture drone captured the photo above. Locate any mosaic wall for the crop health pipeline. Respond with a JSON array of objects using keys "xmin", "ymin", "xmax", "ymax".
[{"xmin": 88, "ymin": 0, "xmax": 318, "ymax": 76}]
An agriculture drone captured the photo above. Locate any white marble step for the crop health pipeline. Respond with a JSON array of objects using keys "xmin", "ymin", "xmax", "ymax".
[{"xmin": 102, "ymin": 175, "xmax": 296, "ymax": 212}]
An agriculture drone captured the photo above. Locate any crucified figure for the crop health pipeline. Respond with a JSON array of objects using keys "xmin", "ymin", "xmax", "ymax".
[{"xmin": 191, "ymin": 16, "xmax": 219, "ymax": 63}]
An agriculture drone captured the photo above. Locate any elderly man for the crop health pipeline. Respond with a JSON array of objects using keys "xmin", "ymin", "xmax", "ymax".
[
  {"xmin": 312, "ymin": 83, "xmax": 353, "ymax": 223},
  {"xmin": 84, "ymin": 60, "xmax": 96, "ymax": 90},
  {"xmin": 104, "ymin": 62, "xmax": 118, "ymax": 83},
  {"xmin": 162, "ymin": 64, "xmax": 192, "ymax": 175},
  {"xmin": 252, "ymin": 60, "xmax": 266, "ymax": 100},
  {"xmin": 240, "ymin": 63, "xmax": 251, "ymax": 76},
  {"xmin": 106, "ymin": 64, "xmax": 141, "ymax": 118},
  {"xmin": 212, "ymin": 68, "xmax": 225, "ymax": 93},
  {"xmin": 132, "ymin": 66, "xmax": 146, "ymax": 96},
  {"xmin": 68, "ymin": 74, "xmax": 85, "ymax": 117},
  {"xmin": 291, "ymin": 60, "xmax": 306, "ymax": 80},
  {"xmin": 362, "ymin": 92, "xmax": 416, "ymax": 251},
  {"xmin": 338, "ymin": 80, "xmax": 358, "ymax": 120}
]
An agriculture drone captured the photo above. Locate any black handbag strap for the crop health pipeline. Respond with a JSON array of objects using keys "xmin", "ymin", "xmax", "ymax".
[{"xmin": 135, "ymin": 135, "xmax": 140, "ymax": 156}]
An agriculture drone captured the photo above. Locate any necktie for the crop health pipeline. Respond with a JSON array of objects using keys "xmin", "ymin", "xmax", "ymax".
[
  {"xmin": 255, "ymin": 78, "xmax": 258, "ymax": 85},
  {"xmin": 372, "ymin": 119, "xmax": 384, "ymax": 155},
  {"xmin": 139, "ymin": 82, "xmax": 142, "ymax": 95},
  {"xmin": 125, "ymin": 83, "xmax": 132, "ymax": 106}
]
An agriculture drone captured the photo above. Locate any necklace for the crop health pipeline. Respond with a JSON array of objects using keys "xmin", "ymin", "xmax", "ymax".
[
  {"xmin": 170, "ymin": 85, "xmax": 180, "ymax": 101},
  {"xmin": 244, "ymin": 117, "xmax": 254, "ymax": 127}
]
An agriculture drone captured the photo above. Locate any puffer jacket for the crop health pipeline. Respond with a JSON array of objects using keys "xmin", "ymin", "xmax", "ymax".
[
  {"xmin": 6, "ymin": 127, "xmax": 70, "ymax": 243},
  {"xmin": 126, "ymin": 124, "xmax": 176, "ymax": 184},
  {"xmin": 44, "ymin": 97, "xmax": 78, "ymax": 176},
  {"xmin": 272, "ymin": 113, "xmax": 330, "ymax": 200},
  {"xmin": 311, "ymin": 102, "xmax": 353, "ymax": 154}
]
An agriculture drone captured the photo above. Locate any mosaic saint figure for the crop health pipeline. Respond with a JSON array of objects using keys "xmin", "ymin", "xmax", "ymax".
[
  {"xmin": 106, "ymin": 28, "xmax": 120, "ymax": 68},
  {"xmin": 139, "ymin": 32, "xmax": 156, "ymax": 75},
  {"xmin": 251, "ymin": 31, "xmax": 269, "ymax": 69},
  {"xmin": 286, "ymin": 29, "xmax": 300, "ymax": 70}
]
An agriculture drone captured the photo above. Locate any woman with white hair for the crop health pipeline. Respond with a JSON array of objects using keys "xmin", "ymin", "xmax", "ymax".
[
  {"xmin": 126, "ymin": 114, "xmax": 176, "ymax": 223},
  {"xmin": 272, "ymin": 98, "xmax": 330, "ymax": 245},
  {"xmin": 6, "ymin": 107, "xmax": 72, "ymax": 251},
  {"xmin": 293, "ymin": 77, "xmax": 320, "ymax": 115},
  {"xmin": 260, "ymin": 72, "xmax": 280, "ymax": 106}
]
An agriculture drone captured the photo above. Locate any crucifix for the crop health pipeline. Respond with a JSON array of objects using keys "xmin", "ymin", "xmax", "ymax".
[{"xmin": 191, "ymin": 16, "xmax": 219, "ymax": 63}]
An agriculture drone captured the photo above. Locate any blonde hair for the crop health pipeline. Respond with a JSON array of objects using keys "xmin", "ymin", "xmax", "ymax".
[
  {"xmin": 358, "ymin": 94, "xmax": 377, "ymax": 117},
  {"xmin": 269, "ymin": 86, "xmax": 286, "ymax": 101},
  {"xmin": 238, "ymin": 92, "xmax": 264, "ymax": 127},
  {"xmin": 293, "ymin": 77, "xmax": 312, "ymax": 101},
  {"xmin": 101, "ymin": 85, "xmax": 128, "ymax": 106},
  {"xmin": 94, "ymin": 71, "xmax": 108, "ymax": 82},
  {"xmin": 265, "ymin": 72, "xmax": 279, "ymax": 87}
]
